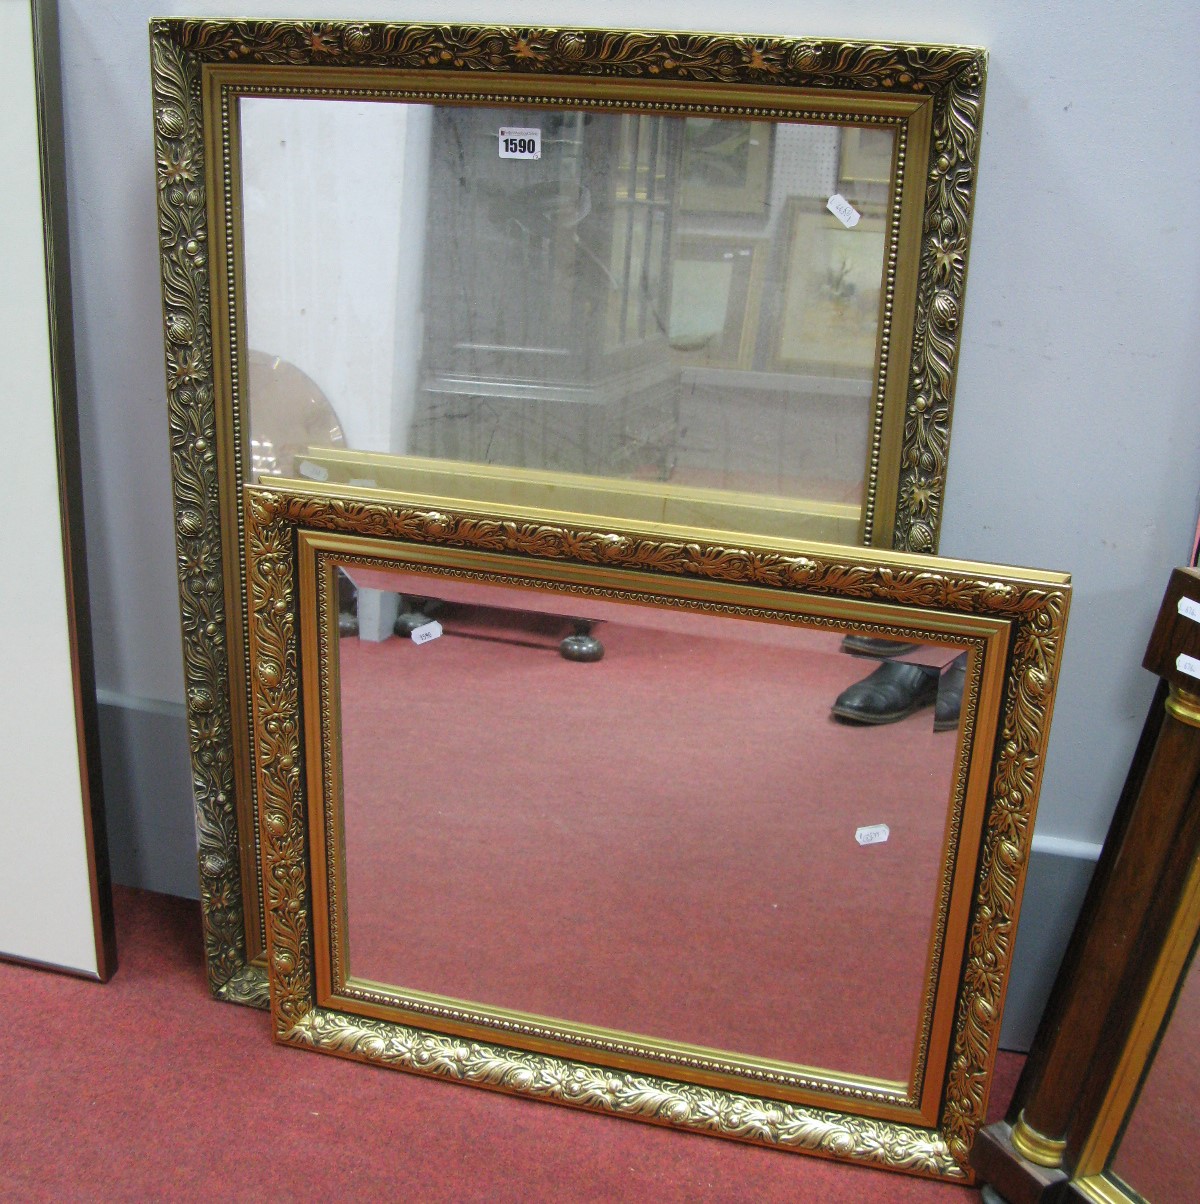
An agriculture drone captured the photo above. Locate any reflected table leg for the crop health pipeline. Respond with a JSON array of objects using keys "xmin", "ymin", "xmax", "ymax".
[
  {"xmin": 560, "ymin": 618, "xmax": 604, "ymax": 662},
  {"xmin": 356, "ymin": 587, "xmax": 401, "ymax": 643}
]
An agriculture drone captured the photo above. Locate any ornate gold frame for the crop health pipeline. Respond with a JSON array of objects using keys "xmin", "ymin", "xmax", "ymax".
[
  {"xmin": 244, "ymin": 480, "xmax": 1067, "ymax": 1180},
  {"xmin": 150, "ymin": 19, "xmax": 987, "ymax": 1006}
]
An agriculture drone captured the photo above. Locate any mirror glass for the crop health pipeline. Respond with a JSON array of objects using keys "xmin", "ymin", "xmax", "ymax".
[
  {"xmin": 331, "ymin": 563, "xmax": 965, "ymax": 1083},
  {"xmin": 240, "ymin": 97, "xmax": 895, "ymax": 542},
  {"xmin": 1109, "ymin": 941, "xmax": 1200, "ymax": 1202}
]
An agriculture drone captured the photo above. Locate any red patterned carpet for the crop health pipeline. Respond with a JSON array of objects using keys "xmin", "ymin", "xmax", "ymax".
[{"xmin": 338, "ymin": 601, "xmax": 960, "ymax": 1083}]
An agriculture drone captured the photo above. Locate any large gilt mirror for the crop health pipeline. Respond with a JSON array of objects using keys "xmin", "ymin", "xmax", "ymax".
[
  {"xmin": 151, "ymin": 19, "xmax": 987, "ymax": 1005},
  {"xmin": 245, "ymin": 482, "xmax": 1068, "ymax": 1181}
]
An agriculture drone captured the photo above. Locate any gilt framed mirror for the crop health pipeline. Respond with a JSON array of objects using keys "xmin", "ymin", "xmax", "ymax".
[
  {"xmin": 244, "ymin": 481, "xmax": 1067, "ymax": 1180},
  {"xmin": 151, "ymin": 18, "xmax": 987, "ymax": 1004}
]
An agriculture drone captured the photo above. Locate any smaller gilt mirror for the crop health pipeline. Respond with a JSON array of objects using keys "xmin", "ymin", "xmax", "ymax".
[{"xmin": 245, "ymin": 483, "xmax": 1068, "ymax": 1182}]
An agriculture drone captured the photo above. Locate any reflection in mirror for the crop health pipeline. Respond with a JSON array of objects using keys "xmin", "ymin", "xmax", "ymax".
[
  {"xmin": 246, "ymin": 351, "xmax": 346, "ymax": 479},
  {"xmin": 1109, "ymin": 942, "xmax": 1200, "ymax": 1202},
  {"xmin": 332, "ymin": 564, "xmax": 963, "ymax": 1084},
  {"xmin": 240, "ymin": 98, "xmax": 894, "ymax": 535}
]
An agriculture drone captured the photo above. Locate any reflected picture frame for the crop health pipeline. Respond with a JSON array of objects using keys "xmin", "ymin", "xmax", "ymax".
[
  {"xmin": 838, "ymin": 125, "xmax": 896, "ymax": 187},
  {"xmin": 773, "ymin": 200, "xmax": 887, "ymax": 377},
  {"xmin": 244, "ymin": 480, "xmax": 1068, "ymax": 1181},
  {"xmin": 667, "ymin": 233, "xmax": 766, "ymax": 367},
  {"xmin": 678, "ymin": 117, "xmax": 774, "ymax": 216},
  {"xmin": 150, "ymin": 18, "xmax": 987, "ymax": 1007}
]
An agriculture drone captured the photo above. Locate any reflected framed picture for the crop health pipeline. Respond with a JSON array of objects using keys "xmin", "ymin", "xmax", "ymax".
[
  {"xmin": 667, "ymin": 234, "xmax": 766, "ymax": 367},
  {"xmin": 774, "ymin": 201, "xmax": 887, "ymax": 378},
  {"xmin": 678, "ymin": 117, "xmax": 774, "ymax": 216},
  {"xmin": 838, "ymin": 126, "xmax": 896, "ymax": 187}
]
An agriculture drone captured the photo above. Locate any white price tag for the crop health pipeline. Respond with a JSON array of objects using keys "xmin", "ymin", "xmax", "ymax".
[
  {"xmin": 1178, "ymin": 596, "xmax": 1200, "ymax": 624},
  {"xmin": 499, "ymin": 127, "xmax": 541, "ymax": 159},
  {"xmin": 410, "ymin": 620, "xmax": 443, "ymax": 646},
  {"xmin": 1177, "ymin": 652, "xmax": 1200, "ymax": 681},
  {"xmin": 348, "ymin": 477, "xmax": 377, "ymax": 488},
  {"xmin": 296, "ymin": 460, "xmax": 329, "ymax": 482},
  {"xmin": 826, "ymin": 193, "xmax": 861, "ymax": 228},
  {"xmin": 855, "ymin": 824, "xmax": 890, "ymax": 846}
]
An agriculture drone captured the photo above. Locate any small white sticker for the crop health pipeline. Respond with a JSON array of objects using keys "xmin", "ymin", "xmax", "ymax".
[
  {"xmin": 410, "ymin": 620, "xmax": 443, "ymax": 646},
  {"xmin": 348, "ymin": 477, "xmax": 377, "ymax": 489},
  {"xmin": 499, "ymin": 127, "xmax": 541, "ymax": 159},
  {"xmin": 296, "ymin": 460, "xmax": 329, "ymax": 482},
  {"xmin": 1177, "ymin": 652, "xmax": 1200, "ymax": 681},
  {"xmin": 826, "ymin": 193, "xmax": 861, "ymax": 228},
  {"xmin": 855, "ymin": 824, "xmax": 890, "ymax": 846},
  {"xmin": 1178, "ymin": 596, "xmax": 1200, "ymax": 624}
]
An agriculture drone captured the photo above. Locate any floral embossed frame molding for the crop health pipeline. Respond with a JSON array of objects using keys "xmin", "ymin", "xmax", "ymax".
[
  {"xmin": 244, "ymin": 480, "xmax": 1067, "ymax": 1181},
  {"xmin": 150, "ymin": 18, "xmax": 987, "ymax": 1007}
]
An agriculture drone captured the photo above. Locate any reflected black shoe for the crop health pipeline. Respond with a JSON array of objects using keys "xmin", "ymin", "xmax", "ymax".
[
  {"xmin": 840, "ymin": 635, "xmax": 922, "ymax": 659},
  {"xmin": 934, "ymin": 653, "xmax": 968, "ymax": 732},
  {"xmin": 831, "ymin": 661, "xmax": 939, "ymax": 725}
]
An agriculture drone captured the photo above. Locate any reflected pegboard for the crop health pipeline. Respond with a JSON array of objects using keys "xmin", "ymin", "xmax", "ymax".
[{"xmin": 771, "ymin": 122, "xmax": 839, "ymax": 211}]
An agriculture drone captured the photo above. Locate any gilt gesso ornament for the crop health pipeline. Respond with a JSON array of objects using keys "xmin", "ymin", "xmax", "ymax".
[{"xmin": 243, "ymin": 484, "xmax": 1066, "ymax": 1179}]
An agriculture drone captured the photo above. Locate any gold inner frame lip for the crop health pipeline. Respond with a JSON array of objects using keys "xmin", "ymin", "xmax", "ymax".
[
  {"xmin": 303, "ymin": 537, "xmax": 1000, "ymax": 1120},
  {"xmin": 215, "ymin": 67, "xmax": 926, "ymax": 552}
]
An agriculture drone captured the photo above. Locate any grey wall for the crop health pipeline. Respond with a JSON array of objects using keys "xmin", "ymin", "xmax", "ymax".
[
  {"xmin": 57, "ymin": 2, "xmax": 1200, "ymax": 1041},
  {"xmin": 96, "ymin": 696, "xmax": 197, "ymax": 899}
]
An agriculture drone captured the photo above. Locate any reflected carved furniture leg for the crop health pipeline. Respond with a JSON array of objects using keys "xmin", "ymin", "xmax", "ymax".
[
  {"xmin": 560, "ymin": 618, "xmax": 604, "ymax": 662},
  {"xmin": 393, "ymin": 595, "xmax": 442, "ymax": 637}
]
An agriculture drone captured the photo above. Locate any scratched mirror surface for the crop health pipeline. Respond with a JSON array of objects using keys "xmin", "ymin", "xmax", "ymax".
[
  {"xmin": 327, "ymin": 563, "xmax": 964, "ymax": 1085},
  {"xmin": 240, "ymin": 98, "xmax": 894, "ymax": 546}
]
